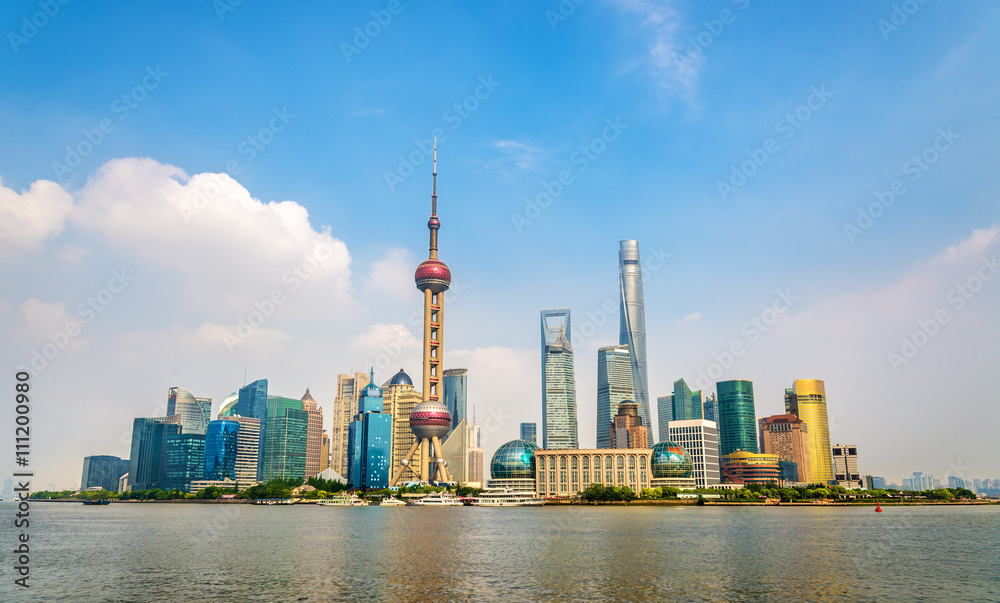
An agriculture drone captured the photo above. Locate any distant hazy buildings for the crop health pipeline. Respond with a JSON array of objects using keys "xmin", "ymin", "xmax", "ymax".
[
  {"xmin": 467, "ymin": 422, "xmax": 484, "ymax": 485},
  {"xmin": 128, "ymin": 415, "xmax": 181, "ymax": 491},
  {"xmin": 519, "ymin": 422, "xmax": 537, "ymax": 446},
  {"xmin": 596, "ymin": 344, "xmax": 633, "ymax": 449},
  {"xmin": 865, "ymin": 475, "xmax": 887, "ymax": 490},
  {"xmin": 332, "ymin": 372, "xmax": 369, "ymax": 477},
  {"xmin": 759, "ymin": 414, "xmax": 812, "ymax": 484},
  {"xmin": 300, "ymin": 389, "xmax": 324, "ymax": 478},
  {"xmin": 785, "ymin": 379, "xmax": 834, "ymax": 485},
  {"xmin": 832, "ymin": 444, "xmax": 861, "ymax": 488},
  {"xmin": 347, "ymin": 375, "xmax": 392, "ymax": 489},
  {"xmin": 618, "ymin": 240, "xmax": 652, "ymax": 430},
  {"xmin": 262, "ymin": 396, "xmax": 307, "ymax": 481},
  {"xmin": 541, "ymin": 309, "xmax": 578, "ymax": 449},
  {"xmin": 902, "ymin": 472, "xmax": 936, "ymax": 491},
  {"xmin": 702, "ymin": 393, "xmax": 717, "ymax": 424},
  {"xmin": 721, "ymin": 450, "xmax": 780, "ymax": 485},
  {"xmin": 667, "ymin": 419, "xmax": 720, "ymax": 488},
  {"xmin": 167, "ymin": 387, "xmax": 212, "ymax": 436},
  {"xmin": 610, "ymin": 401, "xmax": 648, "ymax": 449},
  {"xmin": 656, "ymin": 394, "xmax": 673, "ymax": 444},
  {"xmin": 443, "ymin": 368, "xmax": 468, "ymax": 436},
  {"xmin": 81, "ymin": 455, "xmax": 129, "ymax": 492},
  {"xmin": 717, "ymin": 380, "xmax": 758, "ymax": 456}
]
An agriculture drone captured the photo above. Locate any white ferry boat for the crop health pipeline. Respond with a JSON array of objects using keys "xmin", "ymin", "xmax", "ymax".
[
  {"xmin": 470, "ymin": 488, "xmax": 545, "ymax": 507},
  {"xmin": 318, "ymin": 493, "xmax": 369, "ymax": 507},
  {"xmin": 411, "ymin": 491, "xmax": 464, "ymax": 506},
  {"xmin": 378, "ymin": 497, "xmax": 407, "ymax": 506}
]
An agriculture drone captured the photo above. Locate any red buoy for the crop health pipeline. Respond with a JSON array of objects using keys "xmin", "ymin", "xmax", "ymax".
[{"xmin": 875, "ymin": 499, "xmax": 882, "ymax": 512}]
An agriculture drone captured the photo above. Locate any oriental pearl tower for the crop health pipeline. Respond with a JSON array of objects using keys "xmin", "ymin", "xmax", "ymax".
[{"xmin": 390, "ymin": 141, "xmax": 453, "ymax": 485}]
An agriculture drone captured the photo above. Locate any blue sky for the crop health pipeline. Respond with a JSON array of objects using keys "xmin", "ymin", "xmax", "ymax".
[{"xmin": 2, "ymin": 1, "xmax": 998, "ymax": 489}]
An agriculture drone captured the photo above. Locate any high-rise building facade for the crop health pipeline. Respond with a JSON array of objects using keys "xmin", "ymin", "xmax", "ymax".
[
  {"xmin": 785, "ymin": 379, "xmax": 834, "ymax": 485},
  {"xmin": 128, "ymin": 415, "xmax": 181, "ymax": 491},
  {"xmin": 443, "ymin": 368, "xmax": 468, "ymax": 437},
  {"xmin": 204, "ymin": 419, "xmax": 240, "ymax": 481},
  {"xmin": 721, "ymin": 450, "xmax": 780, "ymax": 485},
  {"xmin": 667, "ymin": 419, "xmax": 721, "ymax": 488},
  {"xmin": 382, "ymin": 369, "xmax": 420, "ymax": 478},
  {"xmin": 656, "ymin": 394, "xmax": 673, "ymax": 444},
  {"xmin": 610, "ymin": 401, "xmax": 649, "ymax": 449},
  {"xmin": 80, "ymin": 455, "xmax": 129, "ymax": 492},
  {"xmin": 717, "ymin": 380, "xmax": 758, "ymax": 456},
  {"xmin": 347, "ymin": 375, "xmax": 393, "ymax": 489},
  {"xmin": 219, "ymin": 392, "xmax": 238, "ymax": 418},
  {"xmin": 671, "ymin": 379, "xmax": 703, "ymax": 422},
  {"xmin": 440, "ymin": 418, "xmax": 469, "ymax": 484},
  {"xmin": 300, "ymin": 389, "xmax": 325, "ymax": 478},
  {"xmin": 596, "ymin": 344, "xmax": 633, "ymax": 449},
  {"xmin": 332, "ymin": 372, "xmax": 370, "ymax": 477},
  {"xmin": 220, "ymin": 415, "xmax": 260, "ymax": 486},
  {"xmin": 467, "ymin": 421, "xmax": 484, "ymax": 485},
  {"xmin": 760, "ymin": 414, "xmax": 812, "ymax": 483},
  {"xmin": 236, "ymin": 379, "xmax": 268, "ymax": 479},
  {"xmin": 262, "ymin": 396, "xmax": 308, "ymax": 481},
  {"xmin": 702, "ymin": 393, "xmax": 717, "ymax": 424},
  {"xmin": 541, "ymin": 308, "xmax": 578, "ymax": 450},
  {"xmin": 163, "ymin": 432, "xmax": 205, "ymax": 492},
  {"xmin": 167, "ymin": 387, "xmax": 212, "ymax": 436},
  {"xmin": 519, "ymin": 422, "xmax": 537, "ymax": 446},
  {"xmin": 618, "ymin": 240, "xmax": 652, "ymax": 431},
  {"xmin": 320, "ymin": 431, "xmax": 330, "ymax": 472},
  {"xmin": 832, "ymin": 444, "xmax": 861, "ymax": 488}
]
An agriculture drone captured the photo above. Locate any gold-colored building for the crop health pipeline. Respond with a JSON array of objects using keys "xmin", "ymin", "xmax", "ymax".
[
  {"xmin": 332, "ymin": 372, "xmax": 370, "ymax": 476},
  {"xmin": 785, "ymin": 379, "xmax": 834, "ymax": 484},
  {"xmin": 320, "ymin": 431, "xmax": 330, "ymax": 472},
  {"xmin": 382, "ymin": 369, "xmax": 422, "ymax": 478},
  {"xmin": 721, "ymin": 450, "xmax": 780, "ymax": 485}
]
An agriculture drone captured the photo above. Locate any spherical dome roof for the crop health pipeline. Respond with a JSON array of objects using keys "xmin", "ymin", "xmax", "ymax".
[
  {"xmin": 388, "ymin": 369, "xmax": 412, "ymax": 387},
  {"xmin": 651, "ymin": 441, "xmax": 693, "ymax": 479},
  {"xmin": 490, "ymin": 439, "xmax": 540, "ymax": 480},
  {"xmin": 360, "ymin": 382, "xmax": 382, "ymax": 398},
  {"xmin": 415, "ymin": 259, "xmax": 451, "ymax": 293},
  {"xmin": 409, "ymin": 400, "xmax": 452, "ymax": 441}
]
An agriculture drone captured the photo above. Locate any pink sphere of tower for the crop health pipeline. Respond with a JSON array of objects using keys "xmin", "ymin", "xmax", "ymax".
[
  {"xmin": 415, "ymin": 259, "xmax": 451, "ymax": 293},
  {"xmin": 409, "ymin": 400, "xmax": 452, "ymax": 441}
]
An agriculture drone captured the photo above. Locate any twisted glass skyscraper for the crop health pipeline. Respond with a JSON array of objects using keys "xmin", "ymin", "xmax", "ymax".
[
  {"xmin": 619, "ymin": 240, "xmax": 652, "ymax": 433},
  {"xmin": 541, "ymin": 309, "xmax": 578, "ymax": 449}
]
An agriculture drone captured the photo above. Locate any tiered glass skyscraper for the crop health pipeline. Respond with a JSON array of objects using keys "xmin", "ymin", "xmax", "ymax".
[
  {"xmin": 596, "ymin": 344, "xmax": 633, "ymax": 449},
  {"xmin": 443, "ymin": 368, "xmax": 468, "ymax": 437},
  {"xmin": 236, "ymin": 378, "xmax": 269, "ymax": 479},
  {"xmin": 347, "ymin": 374, "xmax": 393, "ymax": 489},
  {"xmin": 671, "ymin": 378, "xmax": 703, "ymax": 422},
  {"xmin": 262, "ymin": 396, "xmax": 307, "ymax": 481},
  {"xmin": 717, "ymin": 380, "xmax": 758, "ymax": 456},
  {"xmin": 541, "ymin": 308, "xmax": 578, "ymax": 449},
  {"xmin": 619, "ymin": 240, "xmax": 652, "ymax": 432}
]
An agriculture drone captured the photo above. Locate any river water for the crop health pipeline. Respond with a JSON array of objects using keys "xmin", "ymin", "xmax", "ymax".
[{"xmin": 1, "ymin": 502, "xmax": 997, "ymax": 601}]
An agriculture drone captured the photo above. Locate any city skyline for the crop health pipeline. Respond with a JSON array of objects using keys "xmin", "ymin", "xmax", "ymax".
[{"xmin": 3, "ymin": 2, "xmax": 999, "ymax": 490}]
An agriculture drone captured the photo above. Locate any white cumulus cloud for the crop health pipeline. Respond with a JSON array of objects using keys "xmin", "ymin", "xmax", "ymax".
[{"xmin": 0, "ymin": 177, "xmax": 74, "ymax": 252}]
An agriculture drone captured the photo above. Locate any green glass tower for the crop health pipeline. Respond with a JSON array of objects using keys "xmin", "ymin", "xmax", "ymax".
[
  {"xmin": 261, "ymin": 396, "xmax": 308, "ymax": 481},
  {"xmin": 671, "ymin": 378, "xmax": 703, "ymax": 422},
  {"xmin": 716, "ymin": 380, "xmax": 758, "ymax": 456}
]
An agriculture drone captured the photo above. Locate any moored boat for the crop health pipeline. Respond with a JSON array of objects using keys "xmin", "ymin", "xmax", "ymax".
[
  {"xmin": 318, "ymin": 493, "xmax": 369, "ymax": 507},
  {"xmin": 470, "ymin": 488, "xmax": 544, "ymax": 507},
  {"xmin": 411, "ymin": 491, "xmax": 464, "ymax": 506}
]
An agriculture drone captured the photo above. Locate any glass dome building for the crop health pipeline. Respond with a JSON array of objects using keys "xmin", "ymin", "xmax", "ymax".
[
  {"xmin": 488, "ymin": 439, "xmax": 540, "ymax": 493},
  {"xmin": 651, "ymin": 441, "xmax": 693, "ymax": 479}
]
